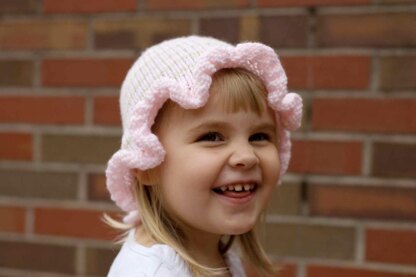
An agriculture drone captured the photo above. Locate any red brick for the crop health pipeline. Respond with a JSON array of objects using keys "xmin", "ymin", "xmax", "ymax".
[
  {"xmin": 281, "ymin": 56, "xmax": 308, "ymax": 90},
  {"xmin": 44, "ymin": 0, "xmax": 136, "ymax": 13},
  {"xmin": 372, "ymin": 142, "xmax": 416, "ymax": 179},
  {"xmin": 0, "ymin": 206, "xmax": 25, "ymax": 233},
  {"xmin": 0, "ymin": 0, "xmax": 37, "ymax": 13},
  {"xmin": 309, "ymin": 185, "xmax": 416, "ymax": 221},
  {"xmin": 366, "ymin": 229, "xmax": 416, "ymax": 266},
  {"xmin": 308, "ymin": 265, "xmax": 416, "ymax": 277},
  {"xmin": 0, "ymin": 96, "xmax": 84, "ymax": 125},
  {"xmin": 93, "ymin": 96, "xmax": 120, "ymax": 126},
  {"xmin": 290, "ymin": 140, "xmax": 362, "ymax": 175},
  {"xmin": 312, "ymin": 56, "xmax": 370, "ymax": 89},
  {"xmin": 258, "ymin": 0, "xmax": 370, "ymax": 7},
  {"xmin": 379, "ymin": 56, "xmax": 416, "ymax": 90},
  {"xmin": 146, "ymin": 0, "xmax": 249, "ymax": 10},
  {"xmin": 381, "ymin": 0, "xmax": 416, "ymax": 3},
  {"xmin": 312, "ymin": 98, "xmax": 416, "ymax": 133},
  {"xmin": 42, "ymin": 58, "xmax": 132, "ymax": 87},
  {"xmin": 88, "ymin": 173, "xmax": 111, "ymax": 202},
  {"xmin": 0, "ymin": 20, "xmax": 87, "ymax": 50},
  {"xmin": 281, "ymin": 56, "xmax": 370, "ymax": 90},
  {"xmin": 34, "ymin": 208, "xmax": 116, "ymax": 240},
  {"xmin": 0, "ymin": 133, "xmax": 32, "ymax": 161},
  {"xmin": 317, "ymin": 13, "xmax": 416, "ymax": 48}
]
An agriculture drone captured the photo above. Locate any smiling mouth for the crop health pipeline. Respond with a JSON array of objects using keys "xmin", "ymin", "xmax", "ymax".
[{"xmin": 212, "ymin": 183, "xmax": 257, "ymax": 196}]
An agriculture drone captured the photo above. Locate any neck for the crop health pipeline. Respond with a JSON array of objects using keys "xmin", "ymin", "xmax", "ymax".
[
  {"xmin": 135, "ymin": 225, "xmax": 229, "ymax": 272},
  {"xmin": 183, "ymin": 228, "xmax": 227, "ymax": 269}
]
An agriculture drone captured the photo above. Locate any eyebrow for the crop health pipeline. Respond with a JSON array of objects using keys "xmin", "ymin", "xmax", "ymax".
[
  {"xmin": 188, "ymin": 121, "xmax": 277, "ymax": 134},
  {"xmin": 188, "ymin": 121, "xmax": 229, "ymax": 133},
  {"xmin": 254, "ymin": 122, "xmax": 277, "ymax": 133}
]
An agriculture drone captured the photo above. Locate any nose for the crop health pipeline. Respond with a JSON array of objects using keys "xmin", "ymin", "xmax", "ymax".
[{"xmin": 228, "ymin": 142, "xmax": 259, "ymax": 169}]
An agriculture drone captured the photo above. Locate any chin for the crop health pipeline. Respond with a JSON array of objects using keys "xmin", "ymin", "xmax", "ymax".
[{"xmin": 223, "ymin": 222, "xmax": 256, "ymax": 236}]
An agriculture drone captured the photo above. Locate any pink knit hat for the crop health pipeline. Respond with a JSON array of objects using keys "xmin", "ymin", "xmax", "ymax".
[{"xmin": 106, "ymin": 36, "xmax": 303, "ymax": 224}]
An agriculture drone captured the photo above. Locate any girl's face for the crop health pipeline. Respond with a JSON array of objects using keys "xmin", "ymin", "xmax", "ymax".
[{"xmin": 154, "ymin": 90, "xmax": 280, "ymax": 240}]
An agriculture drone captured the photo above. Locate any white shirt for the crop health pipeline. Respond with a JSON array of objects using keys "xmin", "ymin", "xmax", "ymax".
[{"xmin": 108, "ymin": 229, "xmax": 247, "ymax": 277}]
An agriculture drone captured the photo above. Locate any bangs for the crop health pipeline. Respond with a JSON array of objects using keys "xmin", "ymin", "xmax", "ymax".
[
  {"xmin": 152, "ymin": 68, "xmax": 270, "ymax": 134},
  {"xmin": 210, "ymin": 68, "xmax": 268, "ymax": 115}
]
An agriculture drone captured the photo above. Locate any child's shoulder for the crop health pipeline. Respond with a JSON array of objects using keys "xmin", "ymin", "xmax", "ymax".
[{"xmin": 107, "ymin": 229, "xmax": 191, "ymax": 277}]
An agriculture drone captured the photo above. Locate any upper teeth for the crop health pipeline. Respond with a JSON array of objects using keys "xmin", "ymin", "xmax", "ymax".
[{"xmin": 219, "ymin": 184, "xmax": 255, "ymax": 192}]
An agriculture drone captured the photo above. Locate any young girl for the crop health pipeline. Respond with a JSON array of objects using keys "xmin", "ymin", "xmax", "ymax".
[{"xmin": 105, "ymin": 36, "xmax": 302, "ymax": 276}]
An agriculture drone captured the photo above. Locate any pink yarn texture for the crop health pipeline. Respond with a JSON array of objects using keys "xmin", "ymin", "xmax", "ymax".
[{"xmin": 105, "ymin": 36, "xmax": 303, "ymax": 224}]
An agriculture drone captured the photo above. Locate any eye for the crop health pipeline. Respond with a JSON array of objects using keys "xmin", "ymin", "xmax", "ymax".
[
  {"xmin": 197, "ymin": 132, "xmax": 224, "ymax": 142},
  {"xmin": 249, "ymin": 132, "xmax": 270, "ymax": 142}
]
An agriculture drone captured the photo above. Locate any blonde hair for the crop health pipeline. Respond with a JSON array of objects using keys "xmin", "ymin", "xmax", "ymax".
[{"xmin": 105, "ymin": 68, "xmax": 277, "ymax": 276}]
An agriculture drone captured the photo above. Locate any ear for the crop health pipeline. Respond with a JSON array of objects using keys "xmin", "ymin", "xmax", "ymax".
[{"xmin": 132, "ymin": 168, "xmax": 158, "ymax": 186}]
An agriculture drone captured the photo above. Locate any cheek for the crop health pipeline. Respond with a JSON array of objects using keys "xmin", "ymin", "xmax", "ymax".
[
  {"xmin": 167, "ymin": 148, "xmax": 223, "ymax": 179},
  {"xmin": 262, "ymin": 148, "xmax": 281, "ymax": 183},
  {"xmin": 158, "ymin": 149, "xmax": 222, "ymax": 198},
  {"xmin": 260, "ymin": 149, "xmax": 280, "ymax": 210},
  {"xmin": 157, "ymin": 152, "xmax": 218, "ymax": 225}
]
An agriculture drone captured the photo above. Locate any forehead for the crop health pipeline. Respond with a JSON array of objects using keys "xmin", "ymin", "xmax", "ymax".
[{"xmin": 153, "ymin": 90, "xmax": 276, "ymax": 134}]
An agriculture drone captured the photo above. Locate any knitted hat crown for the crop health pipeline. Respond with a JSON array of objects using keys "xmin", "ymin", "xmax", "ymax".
[{"xmin": 106, "ymin": 36, "xmax": 303, "ymax": 224}]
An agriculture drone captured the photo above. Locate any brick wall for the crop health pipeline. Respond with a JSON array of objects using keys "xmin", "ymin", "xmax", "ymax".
[{"xmin": 0, "ymin": 0, "xmax": 415, "ymax": 276}]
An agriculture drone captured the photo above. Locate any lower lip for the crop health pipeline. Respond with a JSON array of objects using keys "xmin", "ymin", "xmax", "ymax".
[{"xmin": 215, "ymin": 191, "xmax": 256, "ymax": 205}]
